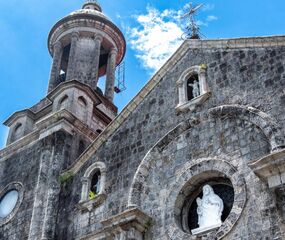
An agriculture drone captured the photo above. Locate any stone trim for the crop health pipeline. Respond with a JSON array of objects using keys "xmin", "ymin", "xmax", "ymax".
[
  {"xmin": 186, "ymin": 35, "xmax": 285, "ymax": 49},
  {"xmin": 77, "ymin": 193, "xmax": 106, "ymax": 212},
  {"xmin": 209, "ymin": 105, "xmax": 285, "ymax": 152},
  {"xmin": 249, "ymin": 148, "xmax": 285, "ymax": 188},
  {"xmin": 0, "ymin": 110, "xmax": 98, "ymax": 161},
  {"xmin": 0, "ymin": 131, "xmax": 40, "ymax": 161},
  {"xmin": 79, "ymin": 208, "xmax": 152, "ymax": 240},
  {"xmin": 0, "ymin": 182, "xmax": 24, "ymax": 226},
  {"xmin": 175, "ymin": 92, "xmax": 211, "ymax": 113},
  {"xmin": 61, "ymin": 35, "xmax": 285, "ymax": 176}
]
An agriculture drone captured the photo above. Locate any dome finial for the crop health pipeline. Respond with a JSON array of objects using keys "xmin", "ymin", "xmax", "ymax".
[{"xmin": 82, "ymin": 0, "xmax": 102, "ymax": 12}]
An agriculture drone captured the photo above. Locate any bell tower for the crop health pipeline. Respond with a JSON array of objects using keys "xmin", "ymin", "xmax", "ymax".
[{"xmin": 47, "ymin": 0, "xmax": 126, "ymax": 102}]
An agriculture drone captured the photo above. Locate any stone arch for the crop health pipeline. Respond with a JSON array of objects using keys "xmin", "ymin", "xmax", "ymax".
[
  {"xmin": 128, "ymin": 104, "xmax": 282, "ymax": 209},
  {"xmin": 209, "ymin": 105, "xmax": 285, "ymax": 152},
  {"xmin": 80, "ymin": 161, "xmax": 107, "ymax": 202},
  {"xmin": 164, "ymin": 158, "xmax": 246, "ymax": 240},
  {"xmin": 127, "ymin": 121, "xmax": 192, "ymax": 208}
]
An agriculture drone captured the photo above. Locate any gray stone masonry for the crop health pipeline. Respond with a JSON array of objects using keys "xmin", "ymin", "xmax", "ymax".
[
  {"xmin": 1, "ymin": 36, "xmax": 285, "ymax": 240},
  {"xmin": 55, "ymin": 43, "xmax": 285, "ymax": 239}
]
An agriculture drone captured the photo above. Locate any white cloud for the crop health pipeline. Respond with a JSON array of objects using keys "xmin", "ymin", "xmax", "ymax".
[
  {"xmin": 202, "ymin": 3, "xmax": 215, "ymax": 11},
  {"xmin": 128, "ymin": 6, "xmax": 183, "ymax": 72},
  {"xmin": 128, "ymin": 4, "xmax": 217, "ymax": 72},
  {"xmin": 207, "ymin": 15, "xmax": 218, "ymax": 22},
  {"xmin": 197, "ymin": 15, "xmax": 218, "ymax": 27}
]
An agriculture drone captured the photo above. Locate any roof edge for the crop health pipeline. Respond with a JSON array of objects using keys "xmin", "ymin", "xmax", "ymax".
[{"xmin": 186, "ymin": 35, "xmax": 285, "ymax": 49}]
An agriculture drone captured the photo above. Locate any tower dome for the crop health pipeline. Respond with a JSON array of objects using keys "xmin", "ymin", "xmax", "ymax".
[
  {"xmin": 47, "ymin": 0, "xmax": 126, "ymax": 102},
  {"xmin": 82, "ymin": 0, "xmax": 102, "ymax": 12}
]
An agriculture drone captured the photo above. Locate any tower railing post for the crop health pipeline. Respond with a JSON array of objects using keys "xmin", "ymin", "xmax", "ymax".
[{"xmin": 48, "ymin": 41, "xmax": 63, "ymax": 92}]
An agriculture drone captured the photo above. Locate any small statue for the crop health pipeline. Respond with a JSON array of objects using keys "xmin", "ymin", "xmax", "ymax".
[
  {"xmin": 196, "ymin": 185, "xmax": 224, "ymax": 229},
  {"xmin": 91, "ymin": 175, "xmax": 101, "ymax": 194},
  {"xmin": 188, "ymin": 80, "xmax": 200, "ymax": 98}
]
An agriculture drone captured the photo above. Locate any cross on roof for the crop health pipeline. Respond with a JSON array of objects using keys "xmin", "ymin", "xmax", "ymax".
[{"xmin": 181, "ymin": 2, "xmax": 204, "ymax": 39}]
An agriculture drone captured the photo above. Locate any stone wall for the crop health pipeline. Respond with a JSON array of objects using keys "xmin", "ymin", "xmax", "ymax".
[
  {"xmin": 0, "ymin": 130, "xmax": 91, "ymax": 240},
  {"xmin": 0, "ymin": 141, "xmax": 41, "ymax": 240},
  {"xmin": 55, "ymin": 43, "xmax": 285, "ymax": 239}
]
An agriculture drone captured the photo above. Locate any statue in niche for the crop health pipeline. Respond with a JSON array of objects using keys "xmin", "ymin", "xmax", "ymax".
[
  {"xmin": 188, "ymin": 80, "xmax": 200, "ymax": 98},
  {"xmin": 92, "ymin": 174, "xmax": 101, "ymax": 194},
  {"xmin": 196, "ymin": 185, "xmax": 224, "ymax": 229}
]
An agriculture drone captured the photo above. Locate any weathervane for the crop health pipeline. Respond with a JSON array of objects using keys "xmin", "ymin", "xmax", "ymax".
[{"xmin": 181, "ymin": 2, "xmax": 204, "ymax": 40}]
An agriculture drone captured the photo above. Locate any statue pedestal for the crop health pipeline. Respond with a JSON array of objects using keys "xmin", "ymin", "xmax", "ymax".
[{"xmin": 191, "ymin": 223, "xmax": 221, "ymax": 235}]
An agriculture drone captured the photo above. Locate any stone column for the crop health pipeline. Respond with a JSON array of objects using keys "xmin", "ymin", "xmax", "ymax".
[
  {"xmin": 80, "ymin": 177, "xmax": 89, "ymax": 202},
  {"xmin": 48, "ymin": 41, "xmax": 63, "ymax": 92},
  {"xmin": 91, "ymin": 34, "xmax": 103, "ymax": 90},
  {"xmin": 199, "ymin": 67, "xmax": 209, "ymax": 95},
  {"xmin": 66, "ymin": 31, "xmax": 80, "ymax": 81},
  {"xmin": 105, "ymin": 48, "xmax": 118, "ymax": 102},
  {"xmin": 177, "ymin": 81, "xmax": 186, "ymax": 106}
]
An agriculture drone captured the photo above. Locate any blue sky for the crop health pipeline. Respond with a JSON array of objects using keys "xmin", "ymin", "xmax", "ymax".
[{"xmin": 0, "ymin": 0, "xmax": 284, "ymax": 148}]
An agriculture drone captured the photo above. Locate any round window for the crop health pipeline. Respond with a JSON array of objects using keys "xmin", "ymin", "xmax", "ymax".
[
  {"xmin": 178, "ymin": 177, "xmax": 235, "ymax": 234},
  {"xmin": 0, "ymin": 190, "xmax": 19, "ymax": 219}
]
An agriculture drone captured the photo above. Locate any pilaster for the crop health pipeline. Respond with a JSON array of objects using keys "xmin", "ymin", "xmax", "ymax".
[
  {"xmin": 66, "ymin": 31, "xmax": 80, "ymax": 81},
  {"xmin": 91, "ymin": 34, "xmax": 103, "ymax": 90}
]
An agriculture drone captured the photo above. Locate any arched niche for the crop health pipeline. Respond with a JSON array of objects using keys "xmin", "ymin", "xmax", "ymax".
[{"xmin": 80, "ymin": 161, "xmax": 107, "ymax": 203}]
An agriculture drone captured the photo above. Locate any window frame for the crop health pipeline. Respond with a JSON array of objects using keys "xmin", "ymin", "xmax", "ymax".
[
  {"xmin": 0, "ymin": 182, "xmax": 24, "ymax": 226},
  {"xmin": 176, "ymin": 65, "xmax": 210, "ymax": 112},
  {"xmin": 79, "ymin": 162, "xmax": 107, "ymax": 211}
]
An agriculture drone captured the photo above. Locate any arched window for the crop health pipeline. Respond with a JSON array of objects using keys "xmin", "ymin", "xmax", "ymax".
[
  {"xmin": 80, "ymin": 162, "xmax": 106, "ymax": 203},
  {"xmin": 176, "ymin": 65, "xmax": 210, "ymax": 112},
  {"xmin": 77, "ymin": 96, "xmax": 88, "ymax": 123},
  {"xmin": 58, "ymin": 95, "xmax": 69, "ymax": 110},
  {"xmin": 78, "ymin": 96, "xmax": 87, "ymax": 106},
  {"xmin": 12, "ymin": 123, "xmax": 23, "ymax": 142}
]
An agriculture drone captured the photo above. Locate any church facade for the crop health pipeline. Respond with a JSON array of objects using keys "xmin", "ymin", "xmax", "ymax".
[{"xmin": 1, "ymin": 1, "xmax": 285, "ymax": 239}]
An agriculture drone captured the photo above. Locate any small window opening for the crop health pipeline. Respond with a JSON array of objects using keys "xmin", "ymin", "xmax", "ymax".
[
  {"xmin": 96, "ymin": 129, "xmax": 102, "ymax": 134},
  {"xmin": 77, "ymin": 140, "xmax": 85, "ymax": 157},
  {"xmin": 78, "ymin": 96, "xmax": 87, "ymax": 106},
  {"xmin": 187, "ymin": 74, "xmax": 200, "ymax": 101},
  {"xmin": 58, "ymin": 95, "xmax": 68, "ymax": 110},
  {"xmin": 12, "ymin": 123, "xmax": 22, "ymax": 142},
  {"xmin": 90, "ymin": 171, "xmax": 101, "ymax": 195}
]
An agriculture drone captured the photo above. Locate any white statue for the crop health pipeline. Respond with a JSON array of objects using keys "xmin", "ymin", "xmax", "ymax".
[
  {"xmin": 188, "ymin": 80, "xmax": 200, "ymax": 98},
  {"xmin": 195, "ymin": 185, "xmax": 224, "ymax": 231}
]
